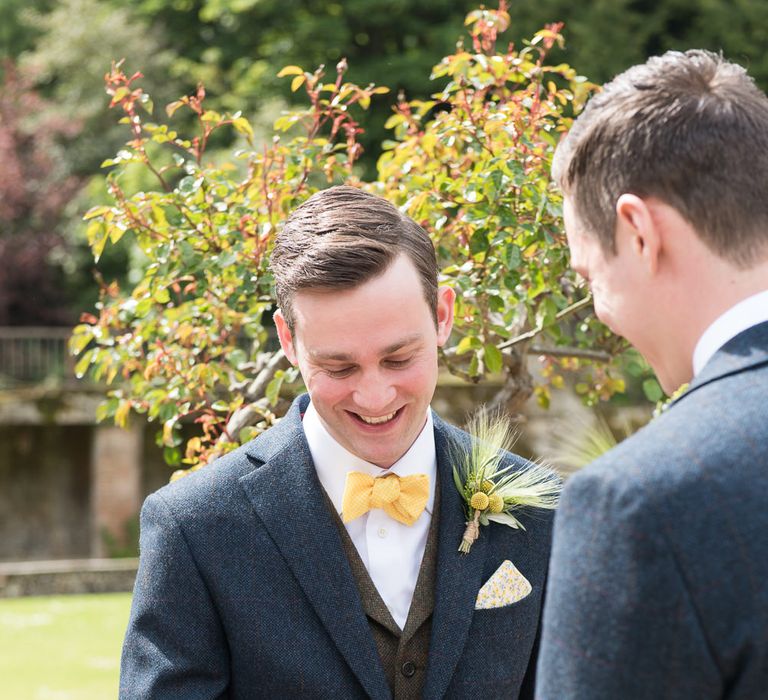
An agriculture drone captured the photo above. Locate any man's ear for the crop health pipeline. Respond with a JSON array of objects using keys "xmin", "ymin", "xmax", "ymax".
[
  {"xmin": 615, "ymin": 193, "xmax": 661, "ymax": 275},
  {"xmin": 273, "ymin": 309, "xmax": 298, "ymax": 365},
  {"xmin": 435, "ymin": 285, "xmax": 456, "ymax": 347}
]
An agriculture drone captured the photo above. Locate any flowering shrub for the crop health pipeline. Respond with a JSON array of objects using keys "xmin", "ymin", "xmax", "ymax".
[{"xmin": 72, "ymin": 3, "xmax": 628, "ymax": 474}]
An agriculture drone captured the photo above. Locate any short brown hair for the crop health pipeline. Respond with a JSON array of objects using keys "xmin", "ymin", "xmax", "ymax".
[
  {"xmin": 271, "ymin": 185, "xmax": 438, "ymax": 330},
  {"xmin": 553, "ymin": 49, "xmax": 768, "ymax": 266}
]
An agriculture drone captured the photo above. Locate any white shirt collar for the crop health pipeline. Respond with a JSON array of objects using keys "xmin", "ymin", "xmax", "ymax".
[
  {"xmin": 693, "ymin": 289, "xmax": 768, "ymax": 375},
  {"xmin": 303, "ymin": 401, "xmax": 437, "ymax": 518}
]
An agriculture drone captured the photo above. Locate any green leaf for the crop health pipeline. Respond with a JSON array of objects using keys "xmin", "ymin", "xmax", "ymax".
[
  {"xmin": 163, "ymin": 446, "xmax": 182, "ymax": 466},
  {"xmin": 163, "ymin": 417, "xmax": 183, "ymax": 447},
  {"xmin": 135, "ymin": 297, "xmax": 154, "ymax": 318},
  {"xmin": 266, "ymin": 371, "xmax": 285, "ymax": 405},
  {"xmin": 455, "ymin": 335, "xmax": 481, "ymax": 355},
  {"xmin": 69, "ymin": 327, "xmax": 93, "ymax": 355},
  {"xmin": 228, "ymin": 348, "xmax": 247, "ymax": 368},
  {"xmin": 484, "ymin": 344, "xmax": 504, "ymax": 374},
  {"xmin": 452, "ymin": 465, "xmax": 465, "ymax": 495},
  {"xmin": 83, "ymin": 205, "xmax": 110, "ymax": 221},
  {"xmin": 86, "ymin": 220, "xmax": 109, "ymax": 263},
  {"xmin": 277, "ymin": 65, "xmax": 304, "ymax": 77},
  {"xmin": 487, "ymin": 512, "xmax": 524, "ymax": 529},
  {"xmin": 233, "ymin": 117, "xmax": 254, "ymax": 140},
  {"xmin": 469, "ymin": 229, "xmax": 489, "ymax": 256},
  {"xmin": 95, "ymin": 398, "xmax": 119, "ymax": 423},
  {"xmin": 74, "ymin": 349, "xmax": 95, "ymax": 379},
  {"xmin": 642, "ymin": 378, "xmax": 664, "ymax": 403}
]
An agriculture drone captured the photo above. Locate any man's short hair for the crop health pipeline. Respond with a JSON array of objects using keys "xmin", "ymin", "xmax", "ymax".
[
  {"xmin": 553, "ymin": 49, "xmax": 768, "ymax": 266},
  {"xmin": 271, "ymin": 185, "xmax": 438, "ymax": 331}
]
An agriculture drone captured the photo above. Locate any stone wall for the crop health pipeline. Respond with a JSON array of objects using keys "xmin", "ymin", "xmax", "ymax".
[
  {"xmin": 0, "ymin": 558, "xmax": 138, "ymax": 597},
  {"xmin": 0, "ymin": 424, "xmax": 92, "ymax": 560},
  {"xmin": 0, "ymin": 420, "xmax": 175, "ymax": 563}
]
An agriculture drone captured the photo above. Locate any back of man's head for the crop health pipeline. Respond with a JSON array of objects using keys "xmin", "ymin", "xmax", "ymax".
[
  {"xmin": 271, "ymin": 185, "xmax": 438, "ymax": 331},
  {"xmin": 554, "ymin": 49, "xmax": 768, "ymax": 267}
]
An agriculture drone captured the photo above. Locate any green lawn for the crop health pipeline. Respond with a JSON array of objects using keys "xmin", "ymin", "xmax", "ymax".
[{"xmin": 0, "ymin": 593, "xmax": 132, "ymax": 700}]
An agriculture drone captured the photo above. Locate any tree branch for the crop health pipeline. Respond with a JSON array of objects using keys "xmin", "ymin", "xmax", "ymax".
[
  {"xmin": 218, "ymin": 349, "xmax": 292, "ymax": 442},
  {"xmin": 499, "ymin": 295, "xmax": 592, "ymax": 349},
  {"xmin": 526, "ymin": 345, "xmax": 612, "ymax": 362}
]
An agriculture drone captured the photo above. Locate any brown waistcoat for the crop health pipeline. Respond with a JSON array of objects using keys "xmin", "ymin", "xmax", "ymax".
[{"xmin": 327, "ymin": 487, "xmax": 440, "ymax": 700}]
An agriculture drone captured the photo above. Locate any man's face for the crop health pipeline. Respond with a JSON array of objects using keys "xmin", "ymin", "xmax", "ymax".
[
  {"xmin": 275, "ymin": 254, "xmax": 454, "ymax": 468},
  {"xmin": 563, "ymin": 197, "xmax": 646, "ymax": 348}
]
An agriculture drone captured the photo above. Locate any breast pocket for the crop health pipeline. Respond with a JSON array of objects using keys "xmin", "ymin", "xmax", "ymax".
[
  {"xmin": 468, "ymin": 586, "xmax": 540, "ymax": 641},
  {"xmin": 449, "ymin": 594, "xmax": 539, "ymax": 697}
]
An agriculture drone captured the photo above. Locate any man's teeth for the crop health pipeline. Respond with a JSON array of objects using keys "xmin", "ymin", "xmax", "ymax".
[{"xmin": 359, "ymin": 411, "xmax": 397, "ymax": 425}]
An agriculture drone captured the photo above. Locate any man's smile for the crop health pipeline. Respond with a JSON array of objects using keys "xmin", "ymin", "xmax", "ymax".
[{"xmin": 347, "ymin": 407, "xmax": 403, "ymax": 428}]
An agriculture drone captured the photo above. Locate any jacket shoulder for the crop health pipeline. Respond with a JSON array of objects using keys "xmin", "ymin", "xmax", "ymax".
[{"xmin": 150, "ymin": 394, "xmax": 310, "ymax": 511}]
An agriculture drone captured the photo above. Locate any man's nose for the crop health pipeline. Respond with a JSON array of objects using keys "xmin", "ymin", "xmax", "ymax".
[{"xmin": 352, "ymin": 371, "xmax": 396, "ymax": 413}]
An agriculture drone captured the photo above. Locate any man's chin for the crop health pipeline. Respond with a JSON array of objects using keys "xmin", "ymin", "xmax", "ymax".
[{"xmin": 347, "ymin": 436, "xmax": 404, "ymax": 469}]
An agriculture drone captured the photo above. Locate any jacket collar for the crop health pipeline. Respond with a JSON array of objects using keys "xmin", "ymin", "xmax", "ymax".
[{"xmin": 675, "ymin": 321, "xmax": 768, "ymax": 407}]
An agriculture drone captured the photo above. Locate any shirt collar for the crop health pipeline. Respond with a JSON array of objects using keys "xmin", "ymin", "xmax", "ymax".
[
  {"xmin": 303, "ymin": 401, "xmax": 437, "ymax": 517},
  {"xmin": 693, "ymin": 289, "xmax": 768, "ymax": 375}
]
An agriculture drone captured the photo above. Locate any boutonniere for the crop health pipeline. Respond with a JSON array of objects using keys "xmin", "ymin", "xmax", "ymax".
[
  {"xmin": 453, "ymin": 409, "xmax": 561, "ymax": 554},
  {"xmin": 652, "ymin": 382, "xmax": 690, "ymax": 418}
]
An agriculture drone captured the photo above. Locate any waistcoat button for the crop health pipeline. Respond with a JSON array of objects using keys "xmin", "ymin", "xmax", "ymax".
[{"xmin": 401, "ymin": 661, "xmax": 416, "ymax": 678}]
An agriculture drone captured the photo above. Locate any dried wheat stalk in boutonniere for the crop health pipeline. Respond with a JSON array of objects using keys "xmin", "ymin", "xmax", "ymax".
[{"xmin": 453, "ymin": 408, "xmax": 561, "ymax": 554}]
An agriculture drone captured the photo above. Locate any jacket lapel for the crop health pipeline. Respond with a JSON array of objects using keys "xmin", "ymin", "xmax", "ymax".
[
  {"xmin": 238, "ymin": 396, "xmax": 391, "ymax": 700},
  {"xmin": 422, "ymin": 414, "xmax": 490, "ymax": 700},
  {"xmin": 674, "ymin": 321, "xmax": 768, "ymax": 407}
]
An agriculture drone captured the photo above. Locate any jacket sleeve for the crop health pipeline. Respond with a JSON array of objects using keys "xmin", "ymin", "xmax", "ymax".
[
  {"xmin": 119, "ymin": 492, "xmax": 230, "ymax": 699},
  {"xmin": 534, "ymin": 466, "xmax": 721, "ymax": 700}
]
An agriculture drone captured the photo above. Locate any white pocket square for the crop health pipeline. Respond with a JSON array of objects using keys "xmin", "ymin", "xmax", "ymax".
[{"xmin": 475, "ymin": 560, "xmax": 532, "ymax": 609}]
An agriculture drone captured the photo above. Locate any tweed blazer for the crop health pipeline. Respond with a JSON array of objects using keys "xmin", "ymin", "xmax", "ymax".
[
  {"xmin": 120, "ymin": 394, "xmax": 554, "ymax": 699},
  {"xmin": 536, "ymin": 321, "xmax": 768, "ymax": 699}
]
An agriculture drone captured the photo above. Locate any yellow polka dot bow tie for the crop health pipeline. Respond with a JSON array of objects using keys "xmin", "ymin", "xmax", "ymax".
[{"xmin": 341, "ymin": 471, "xmax": 430, "ymax": 526}]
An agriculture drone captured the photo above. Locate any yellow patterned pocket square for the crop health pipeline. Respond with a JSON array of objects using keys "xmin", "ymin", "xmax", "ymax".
[{"xmin": 475, "ymin": 560, "xmax": 532, "ymax": 610}]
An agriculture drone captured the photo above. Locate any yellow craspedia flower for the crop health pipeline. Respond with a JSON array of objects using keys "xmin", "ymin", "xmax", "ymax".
[
  {"xmin": 470, "ymin": 491, "xmax": 490, "ymax": 510},
  {"xmin": 488, "ymin": 493, "xmax": 504, "ymax": 513}
]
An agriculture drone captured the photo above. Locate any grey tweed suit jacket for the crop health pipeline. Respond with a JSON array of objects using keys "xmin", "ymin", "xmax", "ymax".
[
  {"xmin": 120, "ymin": 394, "xmax": 554, "ymax": 699},
  {"xmin": 536, "ymin": 322, "xmax": 768, "ymax": 699}
]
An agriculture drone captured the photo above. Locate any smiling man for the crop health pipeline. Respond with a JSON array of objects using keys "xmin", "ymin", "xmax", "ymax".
[{"xmin": 120, "ymin": 185, "xmax": 555, "ymax": 699}]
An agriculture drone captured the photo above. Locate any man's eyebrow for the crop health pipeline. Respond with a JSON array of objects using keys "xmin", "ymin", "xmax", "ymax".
[
  {"xmin": 309, "ymin": 349, "xmax": 354, "ymax": 362},
  {"xmin": 381, "ymin": 334, "xmax": 423, "ymax": 355},
  {"xmin": 308, "ymin": 334, "xmax": 424, "ymax": 362}
]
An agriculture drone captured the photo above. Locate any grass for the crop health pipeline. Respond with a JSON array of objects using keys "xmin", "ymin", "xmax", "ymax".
[{"xmin": 0, "ymin": 593, "xmax": 132, "ymax": 700}]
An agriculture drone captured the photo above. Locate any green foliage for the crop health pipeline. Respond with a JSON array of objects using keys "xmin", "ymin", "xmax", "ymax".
[
  {"xmin": 21, "ymin": 0, "xmax": 176, "ymax": 175},
  {"xmin": 377, "ymin": 12, "xmax": 626, "ymax": 411},
  {"xmin": 73, "ymin": 7, "xmax": 630, "ymax": 474},
  {"xmin": 506, "ymin": 0, "xmax": 768, "ymax": 91},
  {"xmin": 73, "ymin": 59, "xmax": 381, "ymax": 469},
  {"xmin": 130, "ymin": 0, "xmax": 483, "ymax": 175}
]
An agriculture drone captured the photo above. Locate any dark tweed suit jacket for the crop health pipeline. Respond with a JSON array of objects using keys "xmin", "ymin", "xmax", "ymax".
[
  {"xmin": 536, "ymin": 322, "xmax": 768, "ymax": 699},
  {"xmin": 120, "ymin": 394, "xmax": 554, "ymax": 699}
]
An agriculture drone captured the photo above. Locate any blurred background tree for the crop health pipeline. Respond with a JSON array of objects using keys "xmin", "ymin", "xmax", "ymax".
[
  {"xmin": 3, "ymin": 0, "xmax": 767, "ymax": 327},
  {"xmin": 0, "ymin": 62, "xmax": 82, "ymax": 325},
  {"xmin": 2, "ymin": 0, "xmax": 765, "ymax": 452}
]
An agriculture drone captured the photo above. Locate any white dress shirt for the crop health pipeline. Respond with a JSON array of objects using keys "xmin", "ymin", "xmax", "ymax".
[
  {"xmin": 693, "ymin": 289, "xmax": 768, "ymax": 376},
  {"xmin": 303, "ymin": 401, "xmax": 436, "ymax": 630}
]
